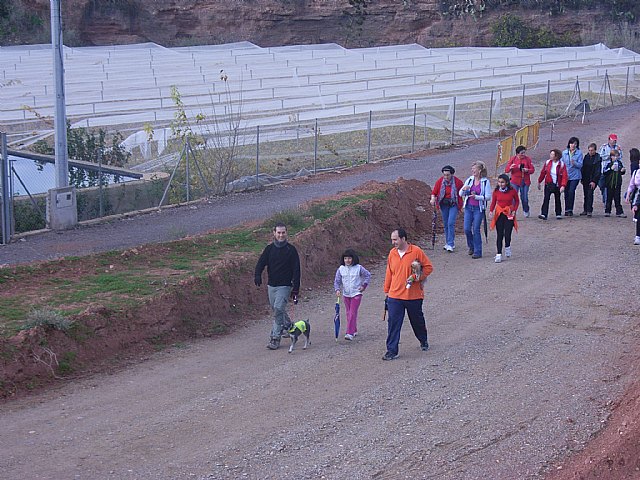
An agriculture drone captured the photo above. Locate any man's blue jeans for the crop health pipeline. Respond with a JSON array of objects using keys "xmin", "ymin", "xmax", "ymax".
[
  {"xmin": 464, "ymin": 205, "xmax": 483, "ymax": 256},
  {"xmin": 268, "ymin": 285, "xmax": 292, "ymax": 340},
  {"xmin": 385, "ymin": 297, "xmax": 428, "ymax": 356},
  {"xmin": 512, "ymin": 183, "xmax": 530, "ymax": 214},
  {"xmin": 440, "ymin": 204, "xmax": 458, "ymax": 248}
]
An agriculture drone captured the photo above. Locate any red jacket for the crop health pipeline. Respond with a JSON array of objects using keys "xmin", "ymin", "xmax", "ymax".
[
  {"xmin": 537, "ymin": 159, "xmax": 568, "ymax": 188},
  {"xmin": 431, "ymin": 176, "xmax": 464, "ymax": 210},
  {"xmin": 490, "ymin": 188, "xmax": 519, "ymax": 212},
  {"xmin": 505, "ymin": 155, "xmax": 535, "ymax": 186}
]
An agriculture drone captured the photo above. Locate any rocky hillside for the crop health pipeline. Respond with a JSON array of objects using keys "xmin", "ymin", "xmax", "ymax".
[{"xmin": 0, "ymin": 0, "xmax": 636, "ymax": 49}]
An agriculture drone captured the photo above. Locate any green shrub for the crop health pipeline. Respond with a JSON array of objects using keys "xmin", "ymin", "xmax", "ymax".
[
  {"xmin": 491, "ymin": 14, "xmax": 578, "ymax": 48},
  {"xmin": 22, "ymin": 307, "xmax": 72, "ymax": 331}
]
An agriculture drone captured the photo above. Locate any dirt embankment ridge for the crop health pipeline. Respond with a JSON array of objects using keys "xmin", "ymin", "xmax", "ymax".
[{"xmin": 0, "ymin": 178, "xmax": 433, "ymax": 398}]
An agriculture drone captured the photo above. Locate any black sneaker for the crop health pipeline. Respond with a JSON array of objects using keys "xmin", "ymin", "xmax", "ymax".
[
  {"xmin": 579, "ymin": 211, "xmax": 587, "ymax": 216},
  {"xmin": 267, "ymin": 339, "xmax": 280, "ymax": 350},
  {"xmin": 382, "ymin": 352, "xmax": 398, "ymax": 361},
  {"xmin": 421, "ymin": 342, "xmax": 430, "ymax": 351},
  {"xmin": 468, "ymin": 248, "xmax": 474, "ymax": 256},
  {"xmin": 538, "ymin": 214, "xmax": 547, "ymax": 220}
]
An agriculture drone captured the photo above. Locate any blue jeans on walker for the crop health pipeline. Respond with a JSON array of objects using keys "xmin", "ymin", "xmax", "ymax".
[
  {"xmin": 440, "ymin": 203, "xmax": 458, "ymax": 248},
  {"xmin": 564, "ymin": 179, "xmax": 580, "ymax": 213},
  {"xmin": 385, "ymin": 297, "xmax": 428, "ymax": 356},
  {"xmin": 513, "ymin": 183, "xmax": 530, "ymax": 214},
  {"xmin": 464, "ymin": 204, "xmax": 483, "ymax": 257}
]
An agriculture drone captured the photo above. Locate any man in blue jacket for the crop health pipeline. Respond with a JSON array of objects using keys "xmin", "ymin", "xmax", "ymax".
[{"xmin": 255, "ymin": 223, "xmax": 301, "ymax": 350}]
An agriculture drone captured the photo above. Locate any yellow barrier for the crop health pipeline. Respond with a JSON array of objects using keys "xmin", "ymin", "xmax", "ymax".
[
  {"xmin": 515, "ymin": 126, "xmax": 528, "ymax": 151},
  {"xmin": 495, "ymin": 136, "xmax": 513, "ymax": 175},
  {"xmin": 527, "ymin": 121, "xmax": 540, "ymax": 150}
]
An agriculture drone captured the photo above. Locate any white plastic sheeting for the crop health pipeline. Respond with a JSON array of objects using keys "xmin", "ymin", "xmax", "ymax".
[{"xmin": 1, "ymin": 41, "xmax": 639, "ymax": 154}]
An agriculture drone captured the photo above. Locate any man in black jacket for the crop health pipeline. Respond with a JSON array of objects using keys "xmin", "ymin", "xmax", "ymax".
[
  {"xmin": 255, "ymin": 223, "xmax": 301, "ymax": 350},
  {"xmin": 580, "ymin": 143, "xmax": 602, "ymax": 217}
]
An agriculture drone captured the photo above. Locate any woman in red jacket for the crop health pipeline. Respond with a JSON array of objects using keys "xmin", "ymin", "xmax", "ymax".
[
  {"xmin": 537, "ymin": 148, "xmax": 568, "ymax": 220},
  {"xmin": 489, "ymin": 174, "xmax": 519, "ymax": 263},
  {"xmin": 430, "ymin": 165, "xmax": 464, "ymax": 252},
  {"xmin": 505, "ymin": 145, "xmax": 535, "ymax": 217}
]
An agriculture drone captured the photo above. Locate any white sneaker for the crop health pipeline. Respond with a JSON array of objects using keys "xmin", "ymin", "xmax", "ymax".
[
  {"xmin": 524, "ymin": 211, "xmax": 530, "ymax": 218},
  {"xmin": 494, "ymin": 254, "xmax": 502, "ymax": 263},
  {"xmin": 445, "ymin": 244, "xmax": 454, "ymax": 252},
  {"xmin": 505, "ymin": 246, "xmax": 512, "ymax": 258},
  {"xmin": 635, "ymin": 236, "xmax": 640, "ymax": 245},
  {"xmin": 345, "ymin": 334, "xmax": 354, "ymax": 341}
]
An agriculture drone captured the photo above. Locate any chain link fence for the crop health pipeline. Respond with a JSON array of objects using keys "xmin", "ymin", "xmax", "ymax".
[{"xmin": 1, "ymin": 69, "xmax": 637, "ymax": 241}]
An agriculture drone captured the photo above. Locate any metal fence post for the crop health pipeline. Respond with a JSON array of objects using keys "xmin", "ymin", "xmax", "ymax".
[
  {"xmin": 520, "ymin": 84, "xmax": 525, "ymax": 127},
  {"xmin": 185, "ymin": 139, "xmax": 190, "ymax": 202},
  {"xmin": 545, "ymin": 80, "xmax": 550, "ymax": 121},
  {"xmin": 625, "ymin": 66, "xmax": 630, "ymax": 103},
  {"xmin": 488, "ymin": 90, "xmax": 494, "ymax": 134},
  {"xmin": 98, "ymin": 149, "xmax": 104, "ymax": 217},
  {"xmin": 424, "ymin": 114, "xmax": 428, "ymax": 147},
  {"xmin": 411, "ymin": 103, "xmax": 416, "ymax": 153},
  {"xmin": 1, "ymin": 132, "xmax": 11, "ymax": 244},
  {"xmin": 314, "ymin": 119, "xmax": 318, "ymax": 174},
  {"xmin": 256, "ymin": 125, "xmax": 260, "ymax": 187},
  {"xmin": 450, "ymin": 97, "xmax": 456, "ymax": 145},
  {"xmin": 366, "ymin": 111, "xmax": 372, "ymax": 163}
]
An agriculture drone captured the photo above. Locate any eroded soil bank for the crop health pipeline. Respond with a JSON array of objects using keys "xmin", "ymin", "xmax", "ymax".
[{"xmin": 0, "ymin": 178, "xmax": 433, "ymax": 398}]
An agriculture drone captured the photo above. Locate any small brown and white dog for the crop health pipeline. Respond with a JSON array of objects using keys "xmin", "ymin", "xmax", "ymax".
[
  {"xmin": 405, "ymin": 260, "xmax": 423, "ymax": 289},
  {"xmin": 286, "ymin": 320, "xmax": 311, "ymax": 353}
]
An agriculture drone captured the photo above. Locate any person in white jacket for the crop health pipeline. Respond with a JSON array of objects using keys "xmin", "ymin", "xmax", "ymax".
[
  {"xmin": 625, "ymin": 162, "xmax": 640, "ymax": 245},
  {"xmin": 460, "ymin": 161, "xmax": 492, "ymax": 259},
  {"xmin": 334, "ymin": 249, "xmax": 371, "ymax": 341}
]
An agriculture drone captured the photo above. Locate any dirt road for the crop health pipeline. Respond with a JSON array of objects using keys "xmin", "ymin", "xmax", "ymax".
[
  {"xmin": 1, "ymin": 178, "xmax": 639, "ymax": 479},
  {"xmin": 1, "ymin": 104, "xmax": 639, "ymax": 479}
]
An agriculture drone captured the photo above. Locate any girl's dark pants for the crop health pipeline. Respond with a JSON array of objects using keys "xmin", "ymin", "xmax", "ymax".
[{"xmin": 495, "ymin": 213, "xmax": 514, "ymax": 254}]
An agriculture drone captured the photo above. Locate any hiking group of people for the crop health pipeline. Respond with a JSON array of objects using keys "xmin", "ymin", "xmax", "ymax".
[
  {"xmin": 253, "ymin": 132, "xmax": 640, "ymax": 360},
  {"xmin": 430, "ymin": 132, "xmax": 640, "ymax": 264}
]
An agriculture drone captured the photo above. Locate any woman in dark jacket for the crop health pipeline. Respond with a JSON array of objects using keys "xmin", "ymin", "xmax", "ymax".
[{"xmin": 580, "ymin": 143, "xmax": 602, "ymax": 217}]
